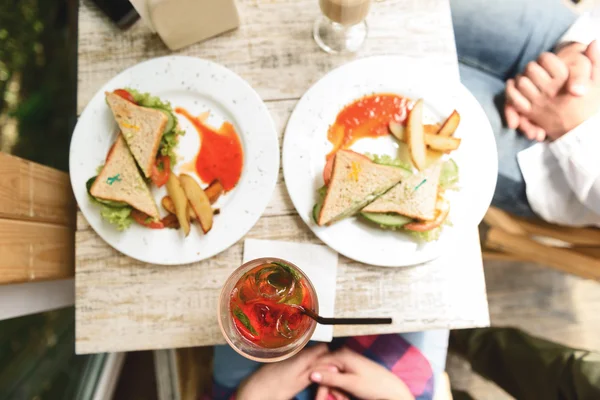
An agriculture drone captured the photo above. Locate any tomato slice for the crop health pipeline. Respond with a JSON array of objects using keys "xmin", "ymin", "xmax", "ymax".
[
  {"xmin": 131, "ymin": 209, "xmax": 164, "ymax": 229},
  {"xmin": 404, "ymin": 198, "xmax": 450, "ymax": 232},
  {"xmin": 150, "ymin": 156, "xmax": 171, "ymax": 187},
  {"xmin": 323, "ymin": 155, "xmax": 335, "ymax": 187},
  {"xmin": 113, "ymin": 89, "xmax": 136, "ymax": 104}
]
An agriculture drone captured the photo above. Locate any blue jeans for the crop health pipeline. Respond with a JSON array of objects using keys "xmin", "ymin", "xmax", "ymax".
[{"xmin": 451, "ymin": 0, "xmax": 577, "ymax": 217}]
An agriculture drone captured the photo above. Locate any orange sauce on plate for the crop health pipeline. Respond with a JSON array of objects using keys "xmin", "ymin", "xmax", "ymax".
[
  {"xmin": 327, "ymin": 94, "xmax": 409, "ymax": 158},
  {"xmin": 176, "ymin": 108, "xmax": 243, "ymax": 192}
]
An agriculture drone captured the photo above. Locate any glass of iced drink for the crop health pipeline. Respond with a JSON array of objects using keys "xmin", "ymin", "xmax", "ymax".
[
  {"xmin": 314, "ymin": 0, "xmax": 372, "ymax": 53},
  {"xmin": 218, "ymin": 258, "xmax": 319, "ymax": 362}
]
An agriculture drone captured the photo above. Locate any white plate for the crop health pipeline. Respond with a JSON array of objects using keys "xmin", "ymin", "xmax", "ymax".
[
  {"xmin": 283, "ymin": 56, "xmax": 497, "ymax": 267},
  {"xmin": 70, "ymin": 56, "xmax": 279, "ymax": 265}
]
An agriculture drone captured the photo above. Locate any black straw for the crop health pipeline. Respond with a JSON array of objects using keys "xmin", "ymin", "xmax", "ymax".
[{"xmin": 300, "ymin": 307, "xmax": 392, "ymax": 326}]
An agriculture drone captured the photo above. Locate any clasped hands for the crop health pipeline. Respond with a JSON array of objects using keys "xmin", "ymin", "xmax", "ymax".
[{"xmin": 504, "ymin": 40, "xmax": 600, "ymax": 141}]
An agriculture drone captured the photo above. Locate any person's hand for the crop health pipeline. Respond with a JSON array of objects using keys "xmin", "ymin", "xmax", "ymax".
[
  {"xmin": 236, "ymin": 344, "xmax": 328, "ymax": 400},
  {"xmin": 504, "ymin": 40, "xmax": 600, "ymax": 141},
  {"xmin": 309, "ymin": 347, "xmax": 415, "ymax": 400},
  {"xmin": 504, "ymin": 51, "xmax": 569, "ymax": 140}
]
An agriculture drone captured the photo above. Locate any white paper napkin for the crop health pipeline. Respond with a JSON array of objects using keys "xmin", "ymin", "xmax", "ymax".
[{"xmin": 243, "ymin": 239, "xmax": 338, "ymax": 342}]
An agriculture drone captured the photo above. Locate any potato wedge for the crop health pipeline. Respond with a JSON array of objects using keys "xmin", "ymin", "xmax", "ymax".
[
  {"xmin": 162, "ymin": 196, "xmax": 197, "ymax": 220},
  {"xmin": 179, "ymin": 174, "xmax": 213, "ymax": 234},
  {"xmin": 437, "ymin": 110, "xmax": 460, "ymax": 137},
  {"xmin": 425, "ymin": 149, "xmax": 444, "ymax": 167},
  {"xmin": 389, "ymin": 121, "xmax": 440, "ymax": 138},
  {"xmin": 407, "ymin": 99, "xmax": 426, "ymax": 171},
  {"xmin": 425, "ymin": 135, "xmax": 461, "ymax": 152},
  {"xmin": 389, "ymin": 121, "xmax": 461, "ymax": 152},
  {"xmin": 204, "ymin": 180, "xmax": 224, "ymax": 204},
  {"xmin": 166, "ymin": 174, "xmax": 191, "ymax": 236},
  {"xmin": 161, "ymin": 214, "xmax": 180, "ymax": 229}
]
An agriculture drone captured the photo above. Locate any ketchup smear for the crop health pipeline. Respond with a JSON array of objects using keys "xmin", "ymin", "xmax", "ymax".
[
  {"xmin": 175, "ymin": 108, "xmax": 243, "ymax": 191},
  {"xmin": 327, "ymin": 94, "xmax": 410, "ymax": 158}
]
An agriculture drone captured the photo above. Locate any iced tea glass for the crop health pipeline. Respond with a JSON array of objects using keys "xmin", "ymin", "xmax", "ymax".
[{"xmin": 218, "ymin": 257, "xmax": 319, "ymax": 362}]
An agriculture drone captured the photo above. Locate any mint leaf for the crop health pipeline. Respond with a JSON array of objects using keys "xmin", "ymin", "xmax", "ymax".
[
  {"xmin": 272, "ymin": 261, "xmax": 302, "ymax": 282},
  {"xmin": 233, "ymin": 308, "xmax": 257, "ymax": 336}
]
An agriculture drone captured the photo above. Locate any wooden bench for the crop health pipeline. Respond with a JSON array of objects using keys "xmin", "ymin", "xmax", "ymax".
[{"xmin": 0, "ymin": 152, "xmax": 76, "ymax": 285}]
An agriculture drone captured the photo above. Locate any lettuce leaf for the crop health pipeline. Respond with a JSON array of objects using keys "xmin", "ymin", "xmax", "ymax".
[
  {"xmin": 100, "ymin": 205, "xmax": 133, "ymax": 231},
  {"xmin": 440, "ymin": 159, "xmax": 459, "ymax": 190},
  {"xmin": 160, "ymin": 127, "xmax": 185, "ymax": 166},
  {"xmin": 127, "ymin": 88, "xmax": 173, "ymax": 111}
]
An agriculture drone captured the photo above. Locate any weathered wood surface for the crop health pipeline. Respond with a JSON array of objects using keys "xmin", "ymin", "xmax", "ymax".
[
  {"xmin": 77, "ymin": 213, "xmax": 488, "ymax": 353},
  {"xmin": 76, "ymin": 0, "xmax": 489, "ymax": 354},
  {"xmin": 77, "ymin": 0, "xmax": 459, "ymax": 113}
]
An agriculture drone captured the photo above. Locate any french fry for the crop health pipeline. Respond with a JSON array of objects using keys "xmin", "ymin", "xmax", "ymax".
[
  {"xmin": 180, "ymin": 174, "xmax": 213, "ymax": 234},
  {"xmin": 204, "ymin": 180, "xmax": 224, "ymax": 204},
  {"xmin": 162, "ymin": 196, "xmax": 197, "ymax": 220},
  {"xmin": 389, "ymin": 121, "xmax": 461, "ymax": 152},
  {"xmin": 166, "ymin": 174, "xmax": 191, "ymax": 237},
  {"xmin": 437, "ymin": 110, "xmax": 460, "ymax": 137}
]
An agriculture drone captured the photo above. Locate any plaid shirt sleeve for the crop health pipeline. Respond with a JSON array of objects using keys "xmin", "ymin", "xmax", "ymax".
[{"xmin": 209, "ymin": 334, "xmax": 434, "ymax": 400}]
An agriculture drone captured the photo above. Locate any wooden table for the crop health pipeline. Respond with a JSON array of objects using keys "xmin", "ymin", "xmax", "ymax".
[{"xmin": 75, "ymin": 0, "xmax": 490, "ymax": 354}]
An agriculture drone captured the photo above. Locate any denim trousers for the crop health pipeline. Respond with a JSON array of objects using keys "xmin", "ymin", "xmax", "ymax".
[{"xmin": 452, "ymin": 0, "xmax": 576, "ymax": 217}]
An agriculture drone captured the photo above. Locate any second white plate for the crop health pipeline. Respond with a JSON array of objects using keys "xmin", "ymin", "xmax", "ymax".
[{"xmin": 283, "ymin": 56, "xmax": 497, "ymax": 267}]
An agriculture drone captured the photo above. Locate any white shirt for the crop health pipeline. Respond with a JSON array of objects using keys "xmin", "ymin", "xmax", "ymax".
[{"xmin": 517, "ymin": 10, "xmax": 600, "ymax": 227}]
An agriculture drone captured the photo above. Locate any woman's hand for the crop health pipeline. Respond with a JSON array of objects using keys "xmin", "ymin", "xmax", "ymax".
[
  {"xmin": 309, "ymin": 347, "xmax": 415, "ymax": 400},
  {"xmin": 504, "ymin": 41, "xmax": 600, "ymax": 141},
  {"xmin": 236, "ymin": 344, "xmax": 328, "ymax": 400}
]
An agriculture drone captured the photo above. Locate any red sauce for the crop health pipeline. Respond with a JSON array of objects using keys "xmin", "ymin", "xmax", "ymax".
[
  {"xmin": 230, "ymin": 262, "xmax": 314, "ymax": 348},
  {"xmin": 327, "ymin": 94, "xmax": 410, "ymax": 158},
  {"xmin": 176, "ymin": 108, "xmax": 243, "ymax": 192}
]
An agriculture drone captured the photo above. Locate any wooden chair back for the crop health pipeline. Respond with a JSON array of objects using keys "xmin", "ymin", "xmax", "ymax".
[{"xmin": 482, "ymin": 207, "xmax": 600, "ymax": 281}]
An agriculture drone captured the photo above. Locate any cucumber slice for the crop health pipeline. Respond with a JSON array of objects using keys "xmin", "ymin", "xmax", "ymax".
[
  {"xmin": 312, "ymin": 186, "xmax": 327, "ymax": 223},
  {"xmin": 440, "ymin": 159, "xmax": 459, "ymax": 189},
  {"xmin": 154, "ymin": 108, "xmax": 176, "ymax": 133},
  {"xmin": 361, "ymin": 212, "xmax": 413, "ymax": 227},
  {"xmin": 86, "ymin": 177, "xmax": 128, "ymax": 208}
]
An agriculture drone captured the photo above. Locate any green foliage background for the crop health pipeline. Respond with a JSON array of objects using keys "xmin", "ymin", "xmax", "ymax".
[{"xmin": 0, "ymin": 1, "xmax": 85, "ymax": 399}]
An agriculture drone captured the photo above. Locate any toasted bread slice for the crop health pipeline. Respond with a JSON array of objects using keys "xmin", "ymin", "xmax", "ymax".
[
  {"xmin": 105, "ymin": 92, "xmax": 167, "ymax": 178},
  {"xmin": 362, "ymin": 163, "xmax": 442, "ymax": 221},
  {"xmin": 317, "ymin": 150, "xmax": 409, "ymax": 226},
  {"xmin": 91, "ymin": 135, "xmax": 160, "ymax": 219}
]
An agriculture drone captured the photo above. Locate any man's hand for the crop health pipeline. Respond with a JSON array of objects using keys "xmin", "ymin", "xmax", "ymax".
[
  {"xmin": 309, "ymin": 347, "xmax": 415, "ymax": 400},
  {"xmin": 504, "ymin": 40, "xmax": 600, "ymax": 141},
  {"xmin": 236, "ymin": 344, "xmax": 328, "ymax": 400}
]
